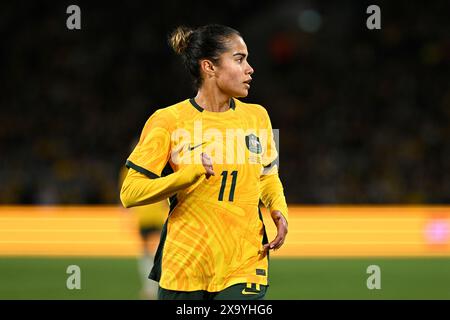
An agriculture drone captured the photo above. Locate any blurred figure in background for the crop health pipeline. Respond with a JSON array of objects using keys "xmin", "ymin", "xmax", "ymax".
[{"xmin": 119, "ymin": 141, "xmax": 169, "ymax": 300}]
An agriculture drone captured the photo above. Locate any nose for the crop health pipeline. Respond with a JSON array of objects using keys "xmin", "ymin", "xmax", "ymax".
[{"xmin": 247, "ymin": 63, "xmax": 254, "ymax": 75}]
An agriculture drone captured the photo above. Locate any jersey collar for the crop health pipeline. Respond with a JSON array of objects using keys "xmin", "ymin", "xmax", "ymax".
[{"xmin": 189, "ymin": 98, "xmax": 236, "ymax": 112}]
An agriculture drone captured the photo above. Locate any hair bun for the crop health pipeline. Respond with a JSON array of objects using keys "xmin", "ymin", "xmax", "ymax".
[{"xmin": 170, "ymin": 26, "xmax": 194, "ymax": 55}]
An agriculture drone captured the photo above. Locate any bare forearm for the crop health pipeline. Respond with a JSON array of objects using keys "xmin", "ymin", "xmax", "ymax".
[{"xmin": 260, "ymin": 174, "xmax": 288, "ymax": 222}]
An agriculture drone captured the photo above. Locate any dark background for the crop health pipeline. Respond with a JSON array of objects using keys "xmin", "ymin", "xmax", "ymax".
[{"xmin": 1, "ymin": 0, "xmax": 449, "ymax": 204}]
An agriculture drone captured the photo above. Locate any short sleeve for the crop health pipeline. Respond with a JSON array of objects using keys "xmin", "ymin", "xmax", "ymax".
[
  {"xmin": 126, "ymin": 110, "xmax": 172, "ymax": 178},
  {"xmin": 260, "ymin": 109, "xmax": 279, "ymax": 176}
]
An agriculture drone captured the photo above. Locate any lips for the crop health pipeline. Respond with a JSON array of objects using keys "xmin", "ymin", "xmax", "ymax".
[{"xmin": 243, "ymin": 79, "xmax": 252, "ymax": 88}]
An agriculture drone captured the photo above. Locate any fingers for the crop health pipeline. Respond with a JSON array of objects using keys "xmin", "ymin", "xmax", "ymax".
[
  {"xmin": 201, "ymin": 153, "xmax": 215, "ymax": 178},
  {"xmin": 269, "ymin": 235, "xmax": 284, "ymax": 250},
  {"xmin": 201, "ymin": 152, "xmax": 210, "ymax": 162},
  {"xmin": 260, "ymin": 233, "xmax": 286, "ymax": 257},
  {"xmin": 260, "ymin": 235, "xmax": 285, "ymax": 258},
  {"xmin": 205, "ymin": 170, "xmax": 214, "ymax": 179}
]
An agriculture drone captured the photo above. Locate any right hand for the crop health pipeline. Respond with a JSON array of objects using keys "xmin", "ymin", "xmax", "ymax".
[{"xmin": 201, "ymin": 153, "xmax": 215, "ymax": 179}]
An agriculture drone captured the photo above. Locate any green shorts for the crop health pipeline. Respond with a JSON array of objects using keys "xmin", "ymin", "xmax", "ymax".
[{"xmin": 158, "ymin": 283, "xmax": 267, "ymax": 300}]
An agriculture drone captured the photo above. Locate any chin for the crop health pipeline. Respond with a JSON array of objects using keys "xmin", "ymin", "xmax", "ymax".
[{"xmin": 234, "ymin": 90, "xmax": 249, "ymax": 98}]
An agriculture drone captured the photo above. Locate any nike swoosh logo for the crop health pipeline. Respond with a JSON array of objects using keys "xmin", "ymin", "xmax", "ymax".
[
  {"xmin": 188, "ymin": 142, "xmax": 206, "ymax": 151},
  {"xmin": 241, "ymin": 289, "xmax": 259, "ymax": 295}
]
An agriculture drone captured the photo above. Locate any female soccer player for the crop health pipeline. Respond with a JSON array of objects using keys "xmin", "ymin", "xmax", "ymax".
[{"xmin": 120, "ymin": 24, "xmax": 288, "ymax": 300}]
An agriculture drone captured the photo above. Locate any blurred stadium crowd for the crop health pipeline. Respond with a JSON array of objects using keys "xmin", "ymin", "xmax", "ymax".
[{"xmin": 1, "ymin": 0, "xmax": 449, "ymax": 204}]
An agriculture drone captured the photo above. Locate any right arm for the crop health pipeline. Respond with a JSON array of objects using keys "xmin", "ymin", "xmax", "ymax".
[
  {"xmin": 120, "ymin": 164, "xmax": 205, "ymax": 208},
  {"xmin": 119, "ymin": 109, "xmax": 214, "ymax": 209},
  {"xmin": 120, "ymin": 109, "xmax": 187, "ymax": 208}
]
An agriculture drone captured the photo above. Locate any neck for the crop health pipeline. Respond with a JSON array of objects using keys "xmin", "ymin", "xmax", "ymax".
[{"xmin": 195, "ymin": 86, "xmax": 232, "ymax": 112}]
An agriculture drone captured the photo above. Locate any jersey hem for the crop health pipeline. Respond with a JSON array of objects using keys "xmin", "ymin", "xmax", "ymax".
[{"xmin": 158, "ymin": 276, "xmax": 269, "ymax": 293}]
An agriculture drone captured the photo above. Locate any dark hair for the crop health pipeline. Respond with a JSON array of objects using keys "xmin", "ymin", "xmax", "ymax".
[{"xmin": 169, "ymin": 24, "xmax": 241, "ymax": 89}]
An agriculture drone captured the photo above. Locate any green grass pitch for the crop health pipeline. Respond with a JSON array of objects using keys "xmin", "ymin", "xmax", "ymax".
[{"xmin": 0, "ymin": 257, "xmax": 449, "ymax": 299}]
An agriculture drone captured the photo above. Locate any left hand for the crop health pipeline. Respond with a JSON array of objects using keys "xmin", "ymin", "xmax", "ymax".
[{"xmin": 262, "ymin": 210, "xmax": 288, "ymax": 256}]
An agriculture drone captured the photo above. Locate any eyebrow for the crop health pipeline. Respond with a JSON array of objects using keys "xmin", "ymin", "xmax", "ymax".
[{"xmin": 233, "ymin": 53, "xmax": 247, "ymax": 58}]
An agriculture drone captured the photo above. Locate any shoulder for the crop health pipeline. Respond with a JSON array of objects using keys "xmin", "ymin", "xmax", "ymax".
[
  {"xmin": 234, "ymin": 99, "xmax": 271, "ymax": 120},
  {"xmin": 143, "ymin": 99, "xmax": 190, "ymax": 130}
]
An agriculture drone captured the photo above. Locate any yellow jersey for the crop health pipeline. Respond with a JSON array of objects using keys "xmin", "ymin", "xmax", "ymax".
[
  {"xmin": 121, "ymin": 98, "xmax": 288, "ymax": 292},
  {"xmin": 119, "ymin": 167, "xmax": 168, "ymax": 229}
]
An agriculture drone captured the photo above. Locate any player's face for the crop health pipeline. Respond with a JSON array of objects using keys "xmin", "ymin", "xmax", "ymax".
[{"xmin": 214, "ymin": 35, "xmax": 254, "ymax": 98}]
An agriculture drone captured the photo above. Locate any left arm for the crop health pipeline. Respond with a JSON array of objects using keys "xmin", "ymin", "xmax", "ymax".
[
  {"xmin": 259, "ymin": 106, "xmax": 288, "ymax": 253},
  {"xmin": 260, "ymin": 172, "xmax": 288, "ymax": 252}
]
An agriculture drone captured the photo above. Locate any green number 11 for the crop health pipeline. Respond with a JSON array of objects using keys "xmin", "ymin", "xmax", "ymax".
[{"xmin": 218, "ymin": 170, "xmax": 238, "ymax": 202}]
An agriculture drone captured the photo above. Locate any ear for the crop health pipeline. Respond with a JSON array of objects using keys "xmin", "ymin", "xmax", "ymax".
[{"xmin": 199, "ymin": 59, "xmax": 216, "ymax": 78}]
